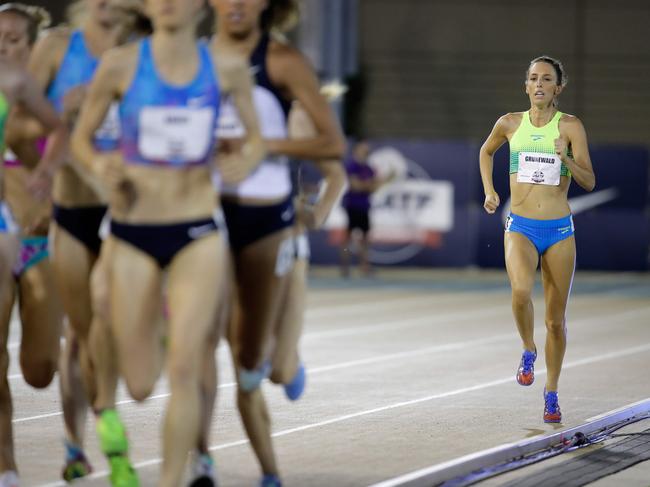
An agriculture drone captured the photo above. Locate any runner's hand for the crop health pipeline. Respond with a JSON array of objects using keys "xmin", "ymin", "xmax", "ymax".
[
  {"xmin": 554, "ymin": 136, "xmax": 569, "ymax": 157},
  {"xmin": 26, "ymin": 164, "xmax": 54, "ymax": 201},
  {"xmin": 484, "ymin": 192, "xmax": 500, "ymax": 214}
]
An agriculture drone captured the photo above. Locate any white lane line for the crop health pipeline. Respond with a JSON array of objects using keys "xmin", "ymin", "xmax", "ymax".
[
  {"xmin": 35, "ymin": 341, "xmax": 650, "ymax": 487},
  {"xmin": 305, "ymin": 304, "xmax": 505, "ymax": 339},
  {"xmin": 12, "ymin": 305, "xmax": 650, "ymax": 423},
  {"xmin": 12, "ymin": 329, "xmax": 514, "ymax": 424},
  {"xmin": 9, "ymin": 302, "xmax": 507, "ymax": 393},
  {"xmin": 306, "ymin": 292, "xmax": 492, "ymax": 321},
  {"xmin": 5, "ymin": 297, "xmax": 499, "ymax": 382}
]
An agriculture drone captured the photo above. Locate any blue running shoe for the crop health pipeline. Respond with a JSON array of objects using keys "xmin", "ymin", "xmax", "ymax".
[
  {"xmin": 516, "ymin": 349, "xmax": 537, "ymax": 386},
  {"xmin": 239, "ymin": 361, "xmax": 271, "ymax": 392},
  {"xmin": 260, "ymin": 474, "xmax": 282, "ymax": 487},
  {"xmin": 61, "ymin": 441, "xmax": 92, "ymax": 482},
  {"xmin": 283, "ymin": 363, "xmax": 306, "ymax": 401},
  {"xmin": 544, "ymin": 388, "xmax": 562, "ymax": 423}
]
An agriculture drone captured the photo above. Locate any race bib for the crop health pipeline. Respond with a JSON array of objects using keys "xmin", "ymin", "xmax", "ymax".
[
  {"xmin": 517, "ymin": 152, "xmax": 561, "ymax": 186},
  {"xmin": 215, "ymin": 98, "xmax": 245, "ymax": 138},
  {"xmin": 95, "ymin": 102, "xmax": 121, "ymax": 141},
  {"xmin": 139, "ymin": 106, "xmax": 215, "ymax": 163}
]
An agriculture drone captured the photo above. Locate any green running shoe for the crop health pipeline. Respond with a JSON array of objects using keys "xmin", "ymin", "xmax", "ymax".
[
  {"xmin": 97, "ymin": 409, "xmax": 129, "ymax": 455},
  {"xmin": 107, "ymin": 454, "xmax": 139, "ymax": 487},
  {"xmin": 97, "ymin": 409, "xmax": 139, "ymax": 487}
]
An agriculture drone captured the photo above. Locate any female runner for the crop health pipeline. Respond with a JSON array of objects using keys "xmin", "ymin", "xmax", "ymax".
[
  {"xmin": 0, "ymin": 4, "xmax": 68, "ymax": 485},
  {"xmin": 71, "ymin": 0, "xmax": 263, "ymax": 484},
  {"xmin": 27, "ymin": 0, "xmax": 140, "ymax": 477},
  {"xmin": 479, "ymin": 56, "xmax": 595, "ymax": 422},
  {"xmin": 194, "ymin": 1, "xmax": 345, "ymax": 485}
]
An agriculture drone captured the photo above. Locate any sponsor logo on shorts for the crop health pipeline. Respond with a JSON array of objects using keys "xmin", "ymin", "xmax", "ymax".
[
  {"xmin": 188, "ymin": 223, "xmax": 216, "ymax": 239},
  {"xmin": 504, "ymin": 215, "xmax": 513, "ymax": 232},
  {"xmin": 281, "ymin": 206, "xmax": 294, "ymax": 222},
  {"xmin": 558, "ymin": 225, "xmax": 572, "ymax": 235}
]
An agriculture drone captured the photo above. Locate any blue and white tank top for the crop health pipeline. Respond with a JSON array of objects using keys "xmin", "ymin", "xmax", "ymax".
[
  {"xmin": 47, "ymin": 30, "xmax": 120, "ymax": 151},
  {"xmin": 119, "ymin": 38, "xmax": 220, "ymax": 168}
]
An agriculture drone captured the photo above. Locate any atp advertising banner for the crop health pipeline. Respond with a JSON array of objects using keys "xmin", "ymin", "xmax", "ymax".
[
  {"xmin": 307, "ymin": 140, "xmax": 480, "ymax": 267},
  {"xmin": 306, "ymin": 141, "xmax": 649, "ymax": 271}
]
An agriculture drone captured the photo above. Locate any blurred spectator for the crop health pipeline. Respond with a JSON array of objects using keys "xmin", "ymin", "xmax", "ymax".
[{"xmin": 340, "ymin": 139, "xmax": 394, "ymax": 277}]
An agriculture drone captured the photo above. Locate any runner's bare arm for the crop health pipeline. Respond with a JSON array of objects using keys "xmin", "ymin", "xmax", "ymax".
[
  {"xmin": 479, "ymin": 114, "xmax": 514, "ymax": 213},
  {"xmin": 557, "ymin": 116, "xmax": 595, "ymax": 191},
  {"xmin": 267, "ymin": 45, "xmax": 345, "ymax": 160},
  {"xmin": 215, "ymin": 52, "xmax": 265, "ymax": 183}
]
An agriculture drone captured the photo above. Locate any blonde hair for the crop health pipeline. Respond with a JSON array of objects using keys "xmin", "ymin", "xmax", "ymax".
[
  {"xmin": 0, "ymin": 2, "xmax": 51, "ymax": 44},
  {"xmin": 66, "ymin": 0, "xmax": 87, "ymax": 27}
]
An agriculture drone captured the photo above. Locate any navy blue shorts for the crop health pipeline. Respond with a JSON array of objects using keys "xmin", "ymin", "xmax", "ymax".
[
  {"xmin": 53, "ymin": 204, "xmax": 107, "ymax": 255},
  {"xmin": 111, "ymin": 217, "xmax": 220, "ymax": 268},
  {"xmin": 221, "ymin": 197, "xmax": 295, "ymax": 252}
]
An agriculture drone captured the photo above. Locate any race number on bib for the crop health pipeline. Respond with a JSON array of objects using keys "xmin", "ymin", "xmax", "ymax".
[
  {"xmin": 517, "ymin": 152, "xmax": 561, "ymax": 186},
  {"xmin": 139, "ymin": 106, "xmax": 215, "ymax": 163},
  {"xmin": 95, "ymin": 102, "xmax": 121, "ymax": 141}
]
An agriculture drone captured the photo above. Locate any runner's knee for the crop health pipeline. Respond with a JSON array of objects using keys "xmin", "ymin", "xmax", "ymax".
[
  {"xmin": 167, "ymin": 354, "xmax": 198, "ymax": 389},
  {"xmin": 125, "ymin": 373, "xmax": 156, "ymax": 402},
  {"xmin": 545, "ymin": 316, "xmax": 566, "ymax": 336},
  {"xmin": 20, "ymin": 356, "xmax": 56, "ymax": 388},
  {"xmin": 511, "ymin": 286, "xmax": 532, "ymax": 308}
]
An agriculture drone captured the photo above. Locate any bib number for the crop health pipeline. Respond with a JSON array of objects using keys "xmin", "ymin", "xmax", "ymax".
[
  {"xmin": 517, "ymin": 152, "xmax": 561, "ymax": 186},
  {"xmin": 139, "ymin": 107, "xmax": 215, "ymax": 163}
]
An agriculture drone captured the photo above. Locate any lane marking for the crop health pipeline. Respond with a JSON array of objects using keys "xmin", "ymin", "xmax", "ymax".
[
  {"xmin": 13, "ymin": 306, "xmax": 650, "ymax": 424},
  {"xmin": 36, "ymin": 341, "xmax": 650, "ymax": 487}
]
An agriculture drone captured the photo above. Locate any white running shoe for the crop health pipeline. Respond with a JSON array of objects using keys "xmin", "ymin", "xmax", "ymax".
[
  {"xmin": 188, "ymin": 452, "xmax": 216, "ymax": 487},
  {"xmin": 0, "ymin": 471, "xmax": 19, "ymax": 487}
]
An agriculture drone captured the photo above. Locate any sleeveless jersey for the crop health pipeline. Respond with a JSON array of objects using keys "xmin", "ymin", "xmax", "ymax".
[
  {"xmin": 216, "ymin": 34, "xmax": 292, "ymax": 199},
  {"xmin": 46, "ymin": 30, "xmax": 120, "ymax": 151},
  {"xmin": 509, "ymin": 110, "xmax": 571, "ymax": 185},
  {"xmin": 119, "ymin": 38, "xmax": 220, "ymax": 167}
]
